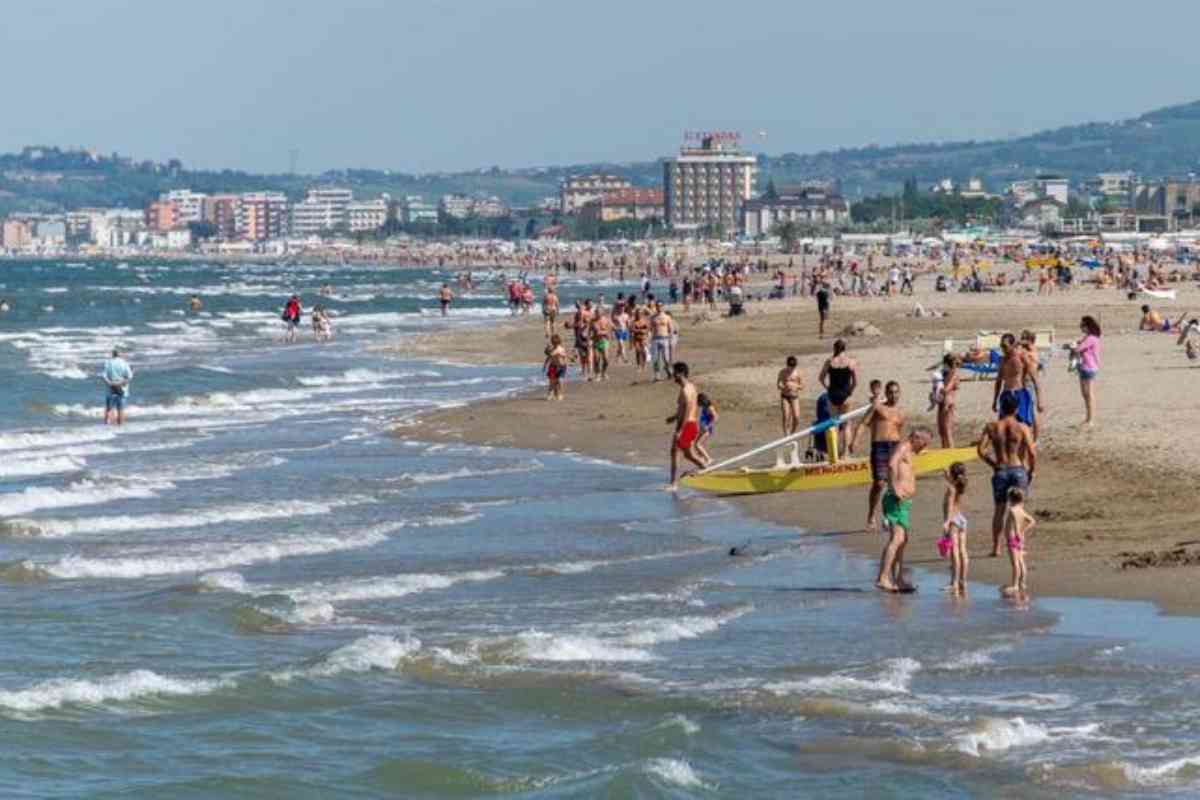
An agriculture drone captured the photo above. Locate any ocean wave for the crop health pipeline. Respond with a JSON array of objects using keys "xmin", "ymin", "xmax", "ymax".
[
  {"xmin": 284, "ymin": 569, "xmax": 505, "ymax": 606},
  {"xmin": 0, "ymin": 479, "xmax": 171, "ymax": 517},
  {"xmin": 763, "ymin": 657, "xmax": 923, "ymax": 697},
  {"xmin": 398, "ymin": 461, "xmax": 543, "ymax": 485},
  {"xmin": 296, "ymin": 368, "xmax": 440, "ymax": 387},
  {"xmin": 954, "ymin": 717, "xmax": 1100, "ymax": 757},
  {"xmin": 642, "ymin": 758, "xmax": 712, "ymax": 790},
  {"xmin": 0, "ymin": 428, "xmax": 116, "ymax": 453},
  {"xmin": 32, "ymin": 524, "xmax": 395, "ymax": 580},
  {"xmin": 0, "ymin": 669, "xmax": 229, "ymax": 714},
  {"xmin": 13, "ymin": 498, "xmax": 340, "ymax": 538},
  {"xmin": 270, "ymin": 634, "xmax": 423, "ymax": 683},
  {"xmin": 0, "ymin": 455, "xmax": 85, "ymax": 479}
]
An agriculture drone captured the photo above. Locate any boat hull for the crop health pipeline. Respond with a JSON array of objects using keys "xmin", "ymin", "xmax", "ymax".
[{"xmin": 681, "ymin": 447, "xmax": 978, "ymax": 495}]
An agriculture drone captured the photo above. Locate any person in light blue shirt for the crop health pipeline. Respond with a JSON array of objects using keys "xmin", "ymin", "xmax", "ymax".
[{"xmin": 102, "ymin": 348, "xmax": 133, "ymax": 425}]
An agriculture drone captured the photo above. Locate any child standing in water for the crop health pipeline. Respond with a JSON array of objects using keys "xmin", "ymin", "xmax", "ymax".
[
  {"xmin": 940, "ymin": 462, "xmax": 969, "ymax": 594},
  {"xmin": 1001, "ymin": 487, "xmax": 1035, "ymax": 597},
  {"xmin": 695, "ymin": 393, "xmax": 718, "ymax": 467}
]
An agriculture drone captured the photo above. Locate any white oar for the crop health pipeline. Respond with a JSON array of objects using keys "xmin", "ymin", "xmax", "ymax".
[{"xmin": 696, "ymin": 404, "xmax": 872, "ymax": 475}]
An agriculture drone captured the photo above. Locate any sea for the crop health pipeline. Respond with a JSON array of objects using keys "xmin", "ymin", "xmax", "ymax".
[{"xmin": 0, "ymin": 259, "xmax": 1199, "ymax": 799}]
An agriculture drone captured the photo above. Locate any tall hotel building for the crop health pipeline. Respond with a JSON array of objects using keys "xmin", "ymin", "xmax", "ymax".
[
  {"xmin": 663, "ymin": 133, "xmax": 757, "ymax": 231},
  {"xmin": 237, "ymin": 192, "xmax": 289, "ymax": 242}
]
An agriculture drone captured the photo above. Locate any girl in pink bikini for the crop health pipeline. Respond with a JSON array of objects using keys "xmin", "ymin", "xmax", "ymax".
[
  {"xmin": 939, "ymin": 462, "xmax": 969, "ymax": 595},
  {"xmin": 1001, "ymin": 487, "xmax": 1036, "ymax": 598}
]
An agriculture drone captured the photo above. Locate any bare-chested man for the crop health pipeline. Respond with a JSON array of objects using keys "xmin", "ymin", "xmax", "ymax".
[
  {"xmin": 650, "ymin": 303, "xmax": 674, "ymax": 381},
  {"xmin": 667, "ymin": 361, "xmax": 706, "ymax": 488},
  {"xmin": 992, "ymin": 333, "xmax": 1043, "ymax": 438},
  {"xmin": 852, "ymin": 380, "xmax": 905, "ymax": 532},
  {"xmin": 590, "ymin": 311, "xmax": 613, "ymax": 381},
  {"xmin": 876, "ymin": 427, "xmax": 932, "ymax": 592},
  {"xmin": 978, "ymin": 392, "xmax": 1038, "ymax": 557},
  {"xmin": 567, "ymin": 301, "xmax": 593, "ymax": 381},
  {"xmin": 631, "ymin": 308, "xmax": 651, "ymax": 376},
  {"xmin": 542, "ymin": 288, "xmax": 559, "ymax": 337}
]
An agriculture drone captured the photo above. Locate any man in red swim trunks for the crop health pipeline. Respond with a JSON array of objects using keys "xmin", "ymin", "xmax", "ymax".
[{"xmin": 667, "ymin": 361, "xmax": 706, "ymax": 489}]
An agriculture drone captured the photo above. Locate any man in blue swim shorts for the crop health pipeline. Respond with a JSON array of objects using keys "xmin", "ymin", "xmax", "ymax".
[
  {"xmin": 978, "ymin": 392, "xmax": 1037, "ymax": 558},
  {"xmin": 992, "ymin": 333, "xmax": 1044, "ymax": 435},
  {"xmin": 102, "ymin": 348, "xmax": 134, "ymax": 426}
]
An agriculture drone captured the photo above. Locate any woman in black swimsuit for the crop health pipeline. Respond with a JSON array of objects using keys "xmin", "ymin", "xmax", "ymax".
[{"xmin": 819, "ymin": 339, "xmax": 858, "ymax": 412}]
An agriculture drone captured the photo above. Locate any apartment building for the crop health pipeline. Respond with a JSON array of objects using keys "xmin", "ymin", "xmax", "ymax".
[
  {"xmin": 347, "ymin": 199, "xmax": 389, "ymax": 233},
  {"xmin": 663, "ymin": 134, "xmax": 757, "ymax": 231},
  {"xmin": 237, "ymin": 192, "xmax": 289, "ymax": 242},
  {"xmin": 579, "ymin": 188, "xmax": 664, "ymax": 224},
  {"xmin": 402, "ymin": 196, "xmax": 438, "ymax": 226},
  {"xmin": 145, "ymin": 199, "xmax": 179, "ymax": 232},
  {"xmin": 208, "ymin": 194, "xmax": 240, "ymax": 240},
  {"xmin": 559, "ymin": 174, "xmax": 632, "ymax": 215},
  {"xmin": 164, "ymin": 190, "xmax": 209, "ymax": 224},
  {"xmin": 742, "ymin": 187, "xmax": 850, "ymax": 236}
]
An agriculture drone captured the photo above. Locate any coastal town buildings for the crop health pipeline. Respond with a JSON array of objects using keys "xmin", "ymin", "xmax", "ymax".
[
  {"xmin": 742, "ymin": 186, "xmax": 851, "ymax": 236},
  {"xmin": 402, "ymin": 196, "xmax": 438, "ymax": 226},
  {"xmin": 208, "ymin": 194, "xmax": 240, "ymax": 240},
  {"xmin": 1136, "ymin": 178, "xmax": 1200, "ymax": 221},
  {"xmin": 291, "ymin": 187, "xmax": 353, "ymax": 236},
  {"xmin": 1, "ymin": 219, "xmax": 32, "ymax": 249},
  {"xmin": 164, "ymin": 190, "xmax": 209, "ymax": 224},
  {"xmin": 145, "ymin": 199, "xmax": 178, "ymax": 232},
  {"xmin": 237, "ymin": 192, "xmax": 288, "ymax": 242},
  {"xmin": 559, "ymin": 174, "xmax": 632, "ymax": 215},
  {"xmin": 347, "ymin": 198, "xmax": 390, "ymax": 232},
  {"xmin": 439, "ymin": 194, "xmax": 474, "ymax": 220},
  {"xmin": 578, "ymin": 188, "xmax": 664, "ymax": 225},
  {"xmin": 663, "ymin": 134, "xmax": 757, "ymax": 232}
]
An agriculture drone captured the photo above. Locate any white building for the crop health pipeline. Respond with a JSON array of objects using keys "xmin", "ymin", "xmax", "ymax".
[
  {"xmin": 291, "ymin": 187, "xmax": 353, "ymax": 236},
  {"xmin": 164, "ymin": 190, "xmax": 209, "ymax": 224},
  {"xmin": 439, "ymin": 194, "xmax": 474, "ymax": 220},
  {"xmin": 91, "ymin": 209, "xmax": 146, "ymax": 247},
  {"xmin": 402, "ymin": 196, "xmax": 438, "ymax": 226},
  {"xmin": 347, "ymin": 198, "xmax": 389, "ymax": 232},
  {"xmin": 663, "ymin": 134, "xmax": 757, "ymax": 231},
  {"xmin": 742, "ymin": 187, "xmax": 850, "ymax": 236}
]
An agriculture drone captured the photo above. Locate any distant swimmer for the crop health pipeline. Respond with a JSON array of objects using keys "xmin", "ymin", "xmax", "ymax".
[
  {"xmin": 102, "ymin": 348, "xmax": 133, "ymax": 426},
  {"xmin": 281, "ymin": 295, "xmax": 302, "ymax": 344},
  {"xmin": 0, "ymin": 299, "xmax": 9, "ymax": 312},
  {"xmin": 439, "ymin": 283, "xmax": 453, "ymax": 317},
  {"xmin": 189, "ymin": 295, "xmax": 202, "ymax": 313}
]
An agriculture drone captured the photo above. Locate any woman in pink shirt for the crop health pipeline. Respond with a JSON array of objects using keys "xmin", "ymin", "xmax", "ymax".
[{"xmin": 1071, "ymin": 315, "xmax": 1102, "ymax": 427}]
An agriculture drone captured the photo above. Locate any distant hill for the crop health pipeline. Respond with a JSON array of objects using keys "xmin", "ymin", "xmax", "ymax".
[{"xmin": 3, "ymin": 100, "xmax": 1200, "ymax": 215}]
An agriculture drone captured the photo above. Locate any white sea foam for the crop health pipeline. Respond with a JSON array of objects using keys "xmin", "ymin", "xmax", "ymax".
[
  {"xmin": 606, "ymin": 607, "xmax": 751, "ymax": 647},
  {"xmin": 0, "ymin": 428, "xmax": 116, "ymax": 453},
  {"xmin": 16, "ymin": 499, "xmax": 339, "ymax": 538},
  {"xmin": 516, "ymin": 632, "xmax": 656, "ymax": 663},
  {"xmin": 643, "ymin": 758, "xmax": 711, "ymax": 790},
  {"xmin": 941, "ymin": 644, "xmax": 1012, "ymax": 671},
  {"xmin": 0, "ymin": 669, "xmax": 228, "ymax": 713},
  {"xmin": 198, "ymin": 571, "xmax": 250, "ymax": 593},
  {"xmin": 271, "ymin": 635, "xmax": 423, "ymax": 683},
  {"xmin": 533, "ymin": 547, "xmax": 713, "ymax": 577},
  {"xmin": 296, "ymin": 368, "xmax": 439, "ymax": 387},
  {"xmin": 35, "ymin": 524, "xmax": 395, "ymax": 579},
  {"xmin": 954, "ymin": 717, "xmax": 1100, "ymax": 757},
  {"xmin": 0, "ymin": 456, "xmax": 85, "ymax": 479},
  {"xmin": 1120, "ymin": 754, "xmax": 1200, "ymax": 786},
  {"xmin": 285, "ymin": 569, "xmax": 505, "ymax": 605},
  {"xmin": 399, "ymin": 461, "xmax": 543, "ymax": 484},
  {"xmin": 0, "ymin": 479, "xmax": 170, "ymax": 517},
  {"xmin": 764, "ymin": 657, "xmax": 923, "ymax": 697}
]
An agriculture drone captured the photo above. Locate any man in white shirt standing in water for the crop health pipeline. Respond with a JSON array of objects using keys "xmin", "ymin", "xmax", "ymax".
[{"xmin": 103, "ymin": 348, "xmax": 133, "ymax": 426}]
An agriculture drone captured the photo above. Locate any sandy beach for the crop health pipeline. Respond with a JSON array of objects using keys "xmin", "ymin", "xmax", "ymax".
[{"xmin": 396, "ymin": 267, "xmax": 1200, "ymax": 613}]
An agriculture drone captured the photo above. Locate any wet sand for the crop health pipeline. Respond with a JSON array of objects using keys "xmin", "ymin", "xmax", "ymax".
[{"xmin": 393, "ymin": 275, "xmax": 1200, "ymax": 613}]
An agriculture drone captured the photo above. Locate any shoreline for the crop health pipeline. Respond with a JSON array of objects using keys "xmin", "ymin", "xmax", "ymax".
[{"xmin": 391, "ymin": 277, "xmax": 1200, "ymax": 615}]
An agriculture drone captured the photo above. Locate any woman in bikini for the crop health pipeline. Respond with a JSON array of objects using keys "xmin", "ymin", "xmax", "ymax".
[
  {"xmin": 936, "ymin": 354, "xmax": 961, "ymax": 448},
  {"xmin": 777, "ymin": 355, "xmax": 804, "ymax": 437}
]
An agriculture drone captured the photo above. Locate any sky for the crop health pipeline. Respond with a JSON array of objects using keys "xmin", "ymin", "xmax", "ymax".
[{"xmin": 2, "ymin": 0, "xmax": 1198, "ymax": 174}]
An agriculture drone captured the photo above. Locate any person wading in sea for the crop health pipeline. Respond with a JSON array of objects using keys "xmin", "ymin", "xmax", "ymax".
[
  {"xmin": 876, "ymin": 428, "xmax": 932, "ymax": 593},
  {"xmin": 666, "ymin": 362, "xmax": 706, "ymax": 489},
  {"xmin": 102, "ymin": 348, "xmax": 133, "ymax": 426}
]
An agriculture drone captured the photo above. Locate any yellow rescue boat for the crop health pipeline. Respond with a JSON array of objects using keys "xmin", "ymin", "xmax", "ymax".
[{"xmin": 681, "ymin": 446, "xmax": 977, "ymax": 496}]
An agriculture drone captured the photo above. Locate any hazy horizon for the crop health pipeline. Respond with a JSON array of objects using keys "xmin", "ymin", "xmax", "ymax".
[{"xmin": 3, "ymin": 0, "xmax": 1199, "ymax": 174}]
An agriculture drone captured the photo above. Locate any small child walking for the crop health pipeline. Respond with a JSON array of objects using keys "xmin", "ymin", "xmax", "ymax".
[
  {"xmin": 695, "ymin": 393, "xmax": 718, "ymax": 467},
  {"xmin": 543, "ymin": 334, "xmax": 568, "ymax": 401},
  {"xmin": 939, "ymin": 462, "xmax": 969, "ymax": 594},
  {"xmin": 1001, "ymin": 487, "xmax": 1036, "ymax": 597}
]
